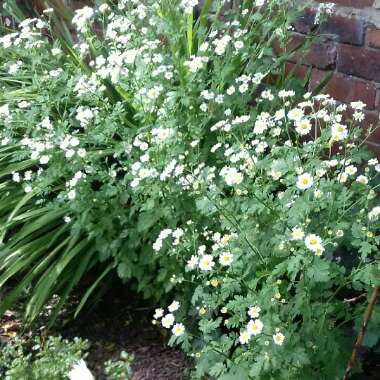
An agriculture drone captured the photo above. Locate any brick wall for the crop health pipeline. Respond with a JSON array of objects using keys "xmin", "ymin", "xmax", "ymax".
[{"xmin": 288, "ymin": 0, "xmax": 380, "ymax": 155}]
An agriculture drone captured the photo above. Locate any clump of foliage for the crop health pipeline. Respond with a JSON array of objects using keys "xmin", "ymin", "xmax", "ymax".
[
  {"xmin": 0, "ymin": 0, "xmax": 304, "ymax": 321},
  {"xmin": 0, "ymin": 0, "xmax": 379, "ymax": 379},
  {"xmin": 0, "ymin": 336, "xmax": 133, "ymax": 379},
  {"xmin": 0, "ymin": 336, "xmax": 88, "ymax": 379},
  {"xmin": 104, "ymin": 351, "xmax": 134, "ymax": 380}
]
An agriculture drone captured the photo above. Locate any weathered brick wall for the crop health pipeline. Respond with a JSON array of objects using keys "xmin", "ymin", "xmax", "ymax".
[{"xmin": 289, "ymin": 0, "xmax": 380, "ymax": 154}]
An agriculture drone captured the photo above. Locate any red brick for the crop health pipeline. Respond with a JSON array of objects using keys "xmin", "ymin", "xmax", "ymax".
[
  {"xmin": 284, "ymin": 62, "xmax": 309, "ymax": 82},
  {"xmin": 315, "ymin": 0, "xmax": 374, "ymax": 8},
  {"xmin": 376, "ymin": 91, "xmax": 380, "ymax": 112},
  {"xmin": 362, "ymin": 111, "xmax": 380, "ymax": 143},
  {"xmin": 295, "ymin": 10, "xmax": 365, "ymax": 45},
  {"xmin": 337, "ymin": 44, "xmax": 380, "ymax": 82},
  {"xmin": 288, "ymin": 33, "xmax": 336, "ymax": 69},
  {"xmin": 367, "ymin": 27, "xmax": 380, "ymax": 49},
  {"xmin": 366, "ymin": 141, "xmax": 380, "ymax": 159},
  {"xmin": 309, "ymin": 70, "xmax": 377, "ymax": 109}
]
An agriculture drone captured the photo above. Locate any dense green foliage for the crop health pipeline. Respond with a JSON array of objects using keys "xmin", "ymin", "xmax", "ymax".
[
  {"xmin": 0, "ymin": 336, "xmax": 88, "ymax": 379},
  {"xmin": 0, "ymin": 336, "xmax": 133, "ymax": 379},
  {"xmin": 0, "ymin": 0, "xmax": 379, "ymax": 379}
]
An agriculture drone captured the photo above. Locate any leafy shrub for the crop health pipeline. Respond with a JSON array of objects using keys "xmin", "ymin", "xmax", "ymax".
[
  {"xmin": 0, "ymin": 0, "xmax": 379, "ymax": 379},
  {"xmin": 104, "ymin": 351, "xmax": 134, "ymax": 380},
  {"xmin": 0, "ymin": 336, "xmax": 133, "ymax": 379},
  {"xmin": 0, "ymin": 0, "xmax": 305, "ymax": 321},
  {"xmin": 0, "ymin": 336, "xmax": 88, "ymax": 379}
]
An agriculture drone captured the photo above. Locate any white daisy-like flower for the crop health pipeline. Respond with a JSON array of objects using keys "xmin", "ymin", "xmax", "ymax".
[
  {"xmin": 304, "ymin": 234, "xmax": 322, "ymax": 252},
  {"xmin": 247, "ymin": 319, "xmax": 264, "ymax": 336},
  {"xmin": 295, "ymin": 119, "xmax": 312, "ymax": 136},
  {"xmin": 219, "ymin": 252, "xmax": 234, "ymax": 266},
  {"xmin": 296, "ymin": 173, "xmax": 313, "ymax": 190},
  {"xmin": 350, "ymin": 101, "xmax": 366, "ymax": 110},
  {"xmin": 288, "ymin": 108, "xmax": 304, "ymax": 122},
  {"xmin": 345, "ymin": 165, "xmax": 357, "ymax": 176},
  {"xmin": 199, "ymin": 254, "xmax": 215, "ymax": 271},
  {"xmin": 331, "ymin": 123, "xmax": 348, "ymax": 141},
  {"xmin": 39, "ymin": 155, "xmax": 50, "ymax": 165},
  {"xmin": 161, "ymin": 313, "xmax": 175, "ymax": 328},
  {"xmin": 172, "ymin": 323, "xmax": 185, "ymax": 337},
  {"xmin": 220, "ymin": 166, "xmax": 243, "ymax": 186},
  {"xmin": 153, "ymin": 308, "xmax": 164, "ymax": 319},
  {"xmin": 337, "ymin": 172, "xmax": 348, "ymax": 183},
  {"xmin": 313, "ymin": 244, "xmax": 325, "ymax": 256},
  {"xmin": 248, "ymin": 306, "xmax": 261, "ymax": 319},
  {"xmin": 273, "ymin": 332, "xmax": 285, "ymax": 345},
  {"xmin": 368, "ymin": 206, "xmax": 380, "ymax": 220},
  {"xmin": 356, "ymin": 175, "xmax": 368, "ymax": 185},
  {"xmin": 168, "ymin": 301, "xmax": 180, "ymax": 313},
  {"xmin": 239, "ymin": 330, "xmax": 251, "ymax": 345},
  {"xmin": 291, "ymin": 227, "xmax": 304, "ymax": 241},
  {"xmin": 68, "ymin": 190, "xmax": 76, "ymax": 200},
  {"xmin": 187, "ymin": 255, "xmax": 198, "ymax": 269}
]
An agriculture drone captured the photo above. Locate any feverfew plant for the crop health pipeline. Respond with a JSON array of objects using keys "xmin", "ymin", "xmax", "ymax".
[{"xmin": 0, "ymin": 0, "xmax": 379, "ymax": 379}]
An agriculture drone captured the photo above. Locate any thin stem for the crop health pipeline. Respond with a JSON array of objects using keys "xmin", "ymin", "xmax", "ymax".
[{"xmin": 343, "ymin": 287, "xmax": 379, "ymax": 380}]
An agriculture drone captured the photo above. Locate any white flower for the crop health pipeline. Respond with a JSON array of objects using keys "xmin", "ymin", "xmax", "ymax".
[
  {"xmin": 239, "ymin": 330, "xmax": 251, "ymax": 345},
  {"xmin": 184, "ymin": 55, "xmax": 207, "ymax": 73},
  {"xmin": 214, "ymin": 35, "xmax": 232, "ymax": 55},
  {"xmin": 172, "ymin": 323, "xmax": 185, "ymax": 337},
  {"xmin": 68, "ymin": 190, "xmax": 76, "ymax": 200},
  {"xmin": 247, "ymin": 319, "xmax": 264, "ymax": 336},
  {"xmin": 39, "ymin": 155, "xmax": 50, "ymax": 164},
  {"xmin": 304, "ymin": 234, "xmax": 323, "ymax": 253},
  {"xmin": 288, "ymin": 108, "xmax": 304, "ymax": 122},
  {"xmin": 187, "ymin": 255, "xmax": 198, "ymax": 269},
  {"xmin": 0, "ymin": 104, "xmax": 10, "ymax": 118},
  {"xmin": 296, "ymin": 173, "xmax": 313, "ymax": 190},
  {"xmin": 291, "ymin": 227, "xmax": 304, "ymax": 241},
  {"xmin": 153, "ymin": 308, "xmax": 164, "ymax": 319},
  {"xmin": 256, "ymin": 0, "xmax": 265, "ymax": 6},
  {"xmin": 356, "ymin": 175, "xmax": 368, "ymax": 184},
  {"xmin": 248, "ymin": 306, "xmax": 261, "ymax": 319},
  {"xmin": 199, "ymin": 254, "xmax": 215, "ymax": 271},
  {"xmin": 295, "ymin": 119, "xmax": 311, "ymax": 136},
  {"xmin": 253, "ymin": 119, "xmax": 267, "ymax": 134},
  {"xmin": 168, "ymin": 301, "xmax": 180, "ymax": 312},
  {"xmin": 98, "ymin": 3, "xmax": 110, "ymax": 13},
  {"xmin": 234, "ymin": 41, "xmax": 244, "ymax": 50},
  {"xmin": 220, "ymin": 166, "xmax": 243, "ymax": 186},
  {"xmin": 219, "ymin": 252, "xmax": 234, "ymax": 266},
  {"xmin": 331, "ymin": 123, "xmax": 348, "ymax": 141},
  {"xmin": 161, "ymin": 313, "xmax": 175, "ymax": 328},
  {"xmin": 227, "ymin": 86, "xmax": 235, "ymax": 95},
  {"xmin": 238, "ymin": 83, "xmax": 249, "ymax": 93},
  {"xmin": 369, "ymin": 206, "xmax": 380, "ymax": 220},
  {"xmin": 152, "ymin": 127, "xmax": 173, "ymax": 143},
  {"xmin": 313, "ymin": 245, "xmax": 325, "ymax": 256},
  {"xmin": 68, "ymin": 360, "xmax": 94, "ymax": 380},
  {"xmin": 76, "ymin": 106, "xmax": 95, "ymax": 127},
  {"xmin": 337, "ymin": 172, "xmax": 348, "ymax": 183},
  {"xmin": 39, "ymin": 116, "xmax": 53, "ymax": 130},
  {"xmin": 350, "ymin": 101, "xmax": 366, "ymax": 110},
  {"xmin": 345, "ymin": 165, "xmax": 357, "ymax": 176},
  {"xmin": 273, "ymin": 332, "xmax": 285, "ymax": 345},
  {"xmin": 72, "ymin": 6, "xmax": 94, "ymax": 32}
]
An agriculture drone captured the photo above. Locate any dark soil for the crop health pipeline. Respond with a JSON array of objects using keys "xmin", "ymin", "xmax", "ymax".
[
  {"xmin": 61, "ymin": 287, "xmax": 191, "ymax": 380},
  {"xmin": 0, "ymin": 282, "xmax": 190, "ymax": 380}
]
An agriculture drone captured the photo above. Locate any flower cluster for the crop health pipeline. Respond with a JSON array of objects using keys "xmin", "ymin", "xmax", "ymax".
[{"xmin": 0, "ymin": 1, "xmax": 379, "ymax": 379}]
